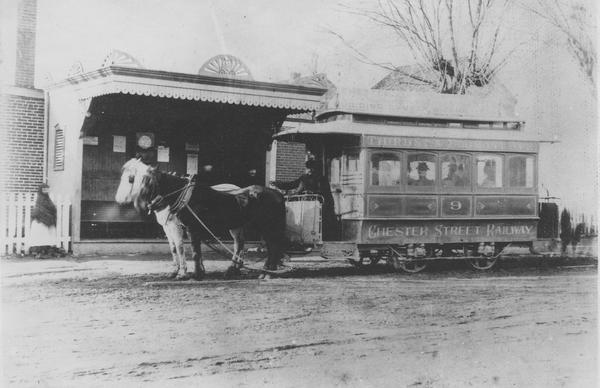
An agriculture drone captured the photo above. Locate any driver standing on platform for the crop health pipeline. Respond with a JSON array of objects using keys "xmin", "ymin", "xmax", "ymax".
[
  {"xmin": 270, "ymin": 159, "xmax": 338, "ymax": 240},
  {"xmin": 270, "ymin": 159, "xmax": 322, "ymax": 195}
]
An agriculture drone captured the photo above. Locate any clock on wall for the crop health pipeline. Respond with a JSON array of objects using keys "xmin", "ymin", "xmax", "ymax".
[{"xmin": 136, "ymin": 132, "xmax": 154, "ymax": 149}]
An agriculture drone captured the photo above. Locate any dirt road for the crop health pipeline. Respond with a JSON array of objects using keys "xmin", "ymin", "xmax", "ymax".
[{"xmin": 1, "ymin": 255, "xmax": 597, "ymax": 387}]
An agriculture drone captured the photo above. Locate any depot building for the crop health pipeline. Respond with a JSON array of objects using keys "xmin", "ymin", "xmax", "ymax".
[{"xmin": 45, "ymin": 52, "xmax": 326, "ymax": 254}]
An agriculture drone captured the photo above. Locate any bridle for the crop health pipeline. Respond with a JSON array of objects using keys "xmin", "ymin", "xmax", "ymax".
[
  {"xmin": 121, "ymin": 159, "xmax": 147, "ymax": 203},
  {"xmin": 121, "ymin": 159, "xmax": 192, "ymax": 214}
]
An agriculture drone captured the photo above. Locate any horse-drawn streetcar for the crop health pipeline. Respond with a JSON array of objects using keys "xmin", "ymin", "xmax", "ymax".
[{"xmin": 276, "ymin": 91, "xmax": 552, "ymax": 273}]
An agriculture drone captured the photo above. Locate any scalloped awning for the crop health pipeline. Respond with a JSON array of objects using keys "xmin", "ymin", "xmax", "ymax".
[{"xmin": 48, "ymin": 66, "xmax": 327, "ymax": 112}]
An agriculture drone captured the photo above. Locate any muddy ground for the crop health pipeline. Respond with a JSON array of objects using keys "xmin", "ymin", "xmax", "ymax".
[{"xmin": 1, "ymin": 253, "xmax": 597, "ymax": 387}]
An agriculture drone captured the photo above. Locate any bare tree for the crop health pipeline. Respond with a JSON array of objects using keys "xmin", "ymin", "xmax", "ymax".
[
  {"xmin": 337, "ymin": 0, "xmax": 515, "ymax": 94},
  {"xmin": 522, "ymin": 0, "xmax": 596, "ymax": 94}
]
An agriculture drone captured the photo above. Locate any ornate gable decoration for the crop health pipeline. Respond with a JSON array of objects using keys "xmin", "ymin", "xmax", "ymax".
[
  {"xmin": 67, "ymin": 61, "xmax": 85, "ymax": 78},
  {"xmin": 290, "ymin": 73, "xmax": 336, "ymax": 113},
  {"xmin": 101, "ymin": 50, "xmax": 145, "ymax": 69},
  {"xmin": 198, "ymin": 54, "xmax": 253, "ymax": 80},
  {"xmin": 292, "ymin": 73, "xmax": 334, "ymax": 90}
]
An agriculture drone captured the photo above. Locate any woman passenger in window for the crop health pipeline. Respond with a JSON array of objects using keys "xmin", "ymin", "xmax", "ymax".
[
  {"xmin": 480, "ymin": 160, "xmax": 497, "ymax": 187},
  {"xmin": 408, "ymin": 162, "xmax": 434, "ymax": 186}
]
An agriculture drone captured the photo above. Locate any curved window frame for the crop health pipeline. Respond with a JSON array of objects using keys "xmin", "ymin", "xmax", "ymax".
[
  {"xmin": 507, "ymin": 154, "xmax": 536, "ymax": 192},
  {"xmin": 367, "ymin": 150, "xmax": 403, "ymax": 192}
]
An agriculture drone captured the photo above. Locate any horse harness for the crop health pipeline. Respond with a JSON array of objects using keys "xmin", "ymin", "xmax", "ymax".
[
  {"xmin": 145, "ymin": 177, "xmax": 284, "ymax": 275},
  {"xmin": 148, "ymin": 177, "xmax": 195, "ymax": 217}
]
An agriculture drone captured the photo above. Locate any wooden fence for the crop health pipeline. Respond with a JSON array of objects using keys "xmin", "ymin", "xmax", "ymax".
[{"xmin": 1, "ymin": 192, "xmax": 71, "ymax": 256}]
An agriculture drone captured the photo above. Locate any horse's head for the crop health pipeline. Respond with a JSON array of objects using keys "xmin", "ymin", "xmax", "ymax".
[
  {"xmin": 115, "ymin": 158, "xmax": 152, "ymax": 206},
  {"xmin": 137, "ymin": 169, "xmax": 161, "ymax": 212}
]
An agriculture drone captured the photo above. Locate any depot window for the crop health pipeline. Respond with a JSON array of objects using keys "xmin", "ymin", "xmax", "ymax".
[
  {"xmin": 370, "ymin": 152, "xmax": 401, "ymax": 186},
  {"xmin": 54, "ymin": 125, "xmax": 65, "ymax": 171},
  {"xmin": 508, "ymin": 155, "xmax": 534, "ymax": 188}
]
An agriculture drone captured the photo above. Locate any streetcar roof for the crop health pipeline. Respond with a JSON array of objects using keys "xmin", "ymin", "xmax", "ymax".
[
  {"xmin": 275, "ymin": 120, "xmax": 553, "ymax": 144},
  {"xmin": 318, "ymin": 87, "xmax": 520, "ymax": 122}
]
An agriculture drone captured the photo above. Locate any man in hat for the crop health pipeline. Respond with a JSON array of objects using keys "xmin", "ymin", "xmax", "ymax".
[
  {"xmin": 238, "ymin": 167, "xmax": 263, "ymax": 188},
  {"xmin": 270, "ymin": 159, "xmax": 323, "ymax": 195},
  {"xmin": 408, "ymin": 161, "xmax": 434, "ymax": 186},
  {"xmin": 197, "ymin": 163, "xmax": 219, "ymax": 186}
]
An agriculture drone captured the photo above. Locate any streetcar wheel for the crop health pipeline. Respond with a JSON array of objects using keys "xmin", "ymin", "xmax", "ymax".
[
  {"xmin": 466, "ymin": 257, "xmax": 497, "ymax": 270},
  {"xmin": 395, "ymin": 259, "xmax": 427, "ymax": 273}
]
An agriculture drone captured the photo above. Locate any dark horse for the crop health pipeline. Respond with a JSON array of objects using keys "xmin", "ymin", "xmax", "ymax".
[{"xmin": 136, "ymin": 166, "xmax": 287, "ymax": 279}]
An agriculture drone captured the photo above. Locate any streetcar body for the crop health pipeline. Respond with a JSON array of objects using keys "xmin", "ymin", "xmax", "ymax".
[{"xmin": 275, "ymin": 94, "xmax": 547, "ymax": 271}]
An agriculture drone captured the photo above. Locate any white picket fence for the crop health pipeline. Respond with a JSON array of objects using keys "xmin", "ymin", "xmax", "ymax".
[{"xmin": 0, "ymin": 192, "xmax": 71, "ymax": 256}]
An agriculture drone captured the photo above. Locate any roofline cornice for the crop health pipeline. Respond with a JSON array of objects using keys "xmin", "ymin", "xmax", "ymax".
[
  {"xmin": 48, "ymin": 66, "xmax": 327, "ymax": 96},
  {"xmin": 316, "ymin": 109, "xmax": 524, "ymax": 124}
]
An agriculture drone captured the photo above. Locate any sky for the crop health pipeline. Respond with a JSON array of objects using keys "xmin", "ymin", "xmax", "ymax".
[{"xmin": 1, "ymin": 0, "xmax": 597, "ymax": 217}]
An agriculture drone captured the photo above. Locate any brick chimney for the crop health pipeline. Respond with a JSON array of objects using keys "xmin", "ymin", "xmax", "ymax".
[
  {"xmin": 15, "ymin": 0, "xmax": 38, "ymax": 88},
  {"xmin": 1, "ymin": 0, "xmax": 45, "ymax": 193}
]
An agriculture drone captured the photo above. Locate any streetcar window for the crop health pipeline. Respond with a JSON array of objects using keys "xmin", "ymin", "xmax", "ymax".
[
  {"xmin": 441, "ymin": 154, "xmax": 471, "ymax": 188},
  {"xmin": 476, "ymin": 155, "xmax": 503, "ymax": 188},
  {"xmin": 407, "ymin": 153, "xmax": 436, "ymax": 187},
  {"xmin": 329, "ymin": 157, "xmax": 341, "ymax": 185},
  {"xmin": 508, "ymin": 155, "xmax": 534, "ymax": 188},
  {"xmin": 370, "ymin": 152, "xmax": 401, "ymax": 186},
  {"xmin": 341, "ymin": 151, "xmax": 363, "ymax": 187},
  {"xmin": 345, "ymin": 152, "xmax": 360, "ymax": 173}
]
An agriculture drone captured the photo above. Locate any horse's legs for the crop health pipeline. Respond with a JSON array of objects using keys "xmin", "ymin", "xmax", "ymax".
[
  {"xmin": 223, "ymin": 228, "xmax": 244, "ymax": 279},
  {"xmin": 230, "ymin": 227, "xmax": 245, "ymax": 269},
  {"xmin": 260, "ymin": 215, "xmax": 287, "ymax": 271},
  {"xmin": 163, "ymin": 226, "xmax": 179, "ymax": 278},
  {"xmin": 264, "ymin": 223, "xmax": 288, "ymax": 271},
  {"xmin": 164, "ymin": 219, "xmax": 187, "ymax": 279},
  {"xmin": 264, "ymin": 234, "xmax": 284, "ymax": 271},
  {"xmin": 189, "ymin": 230, "xmax": 205, "ymax": 280}
]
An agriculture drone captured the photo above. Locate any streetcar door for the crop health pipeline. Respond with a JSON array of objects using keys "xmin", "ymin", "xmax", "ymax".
[
  {"xmin": 339, "ymin": 149, "xmax": 364, "ymax": 219},
  {"xmin": 328, "ymin": 155, "xmax": 342, "ymax": 217}
]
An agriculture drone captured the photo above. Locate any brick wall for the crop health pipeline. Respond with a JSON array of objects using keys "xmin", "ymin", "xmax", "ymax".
[
  {"xmin": 0, "ymin": 93, "xmax": 45, "ymax": 192},
  {"xmin": 15, "ymin": 0, "xmax": 37, "ymax": 88},
  {"xmin": 274, "ymin": 141, "xmax": 307, "ymax": 182}
]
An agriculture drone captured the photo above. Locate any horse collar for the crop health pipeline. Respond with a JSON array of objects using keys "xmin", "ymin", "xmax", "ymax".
[{"xmin": 170, "ymin": 180, "xmax": 195, "ymax": 214}]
